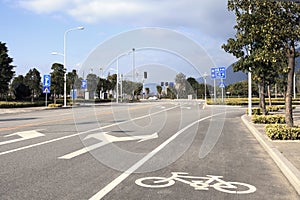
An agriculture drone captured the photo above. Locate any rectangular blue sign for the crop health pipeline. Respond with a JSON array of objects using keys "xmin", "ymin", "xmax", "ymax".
[
  {"xmin": 43, "ymin": 75, "xmax": 51, "ymax": 87},
  {"xmin": 81, "ymin": 80, "xmax": 87, "ymax": 89},
  {"xmin": 211, "ymin": 67, "xmax": 226, "ymax": 79}
]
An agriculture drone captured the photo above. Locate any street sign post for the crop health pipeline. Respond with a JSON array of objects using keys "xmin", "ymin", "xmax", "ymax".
[
  {"xmin": 43, "ymin": 75, "xmax": 51, "ymax": 106},
  {"xmin": 211, "ymin": 67, "xmax": 226, "ymax": 102}
]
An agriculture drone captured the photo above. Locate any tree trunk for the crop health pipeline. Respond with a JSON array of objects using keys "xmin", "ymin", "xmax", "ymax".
[
  {"xmin": 267, "ymin": 85, "xmax": 272, "ymax": 106},
  {"xmin": 31, "ymin": 89, "xmax": 34, "ymax": 103},
  {"xmin": 259, "ymin": 79, "xmax": 267, "ymax": 115},
  {"xmin": 54, "ymin": 90, "xmax": 57, "ymax": 104},
  {"xmin": 285, "ymin": 46, "xmax": 295, "ymax": 127}
]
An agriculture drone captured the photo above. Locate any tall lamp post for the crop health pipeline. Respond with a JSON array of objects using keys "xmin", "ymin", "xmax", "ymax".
[
  {"xmin": 203, "ymin": 72, "xmax": 208, "ymax": 104},
  {"xmin": 132, "ymin": 48, "xmax": 135, "ymax": 100},
  {"xmin": 62, "ymin": 26, "xmax": 84, "ymax": 107}
]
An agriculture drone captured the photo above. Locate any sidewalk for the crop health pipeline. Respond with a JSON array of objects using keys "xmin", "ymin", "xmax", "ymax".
[{"xmin": 241, "ymin": 115, "xmax": 300, "ymax": 195}]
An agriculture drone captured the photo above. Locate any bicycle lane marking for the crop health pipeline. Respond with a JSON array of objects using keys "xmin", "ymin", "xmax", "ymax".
[
  {"xmin": 0, "ymin": 105, "xmax": 179, "ymax": 156},
  {"xmin": 88, "ymin": 112, "xmax": 226, "ymax": 200},
  {"xmin": 135, "ymin": 172, "xmax": 256, "ymax": 194}
]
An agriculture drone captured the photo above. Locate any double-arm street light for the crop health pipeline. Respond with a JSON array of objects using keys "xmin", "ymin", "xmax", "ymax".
[{"xmin": 52, "ymin": 26, "xmax": 84, "ymax": 107}]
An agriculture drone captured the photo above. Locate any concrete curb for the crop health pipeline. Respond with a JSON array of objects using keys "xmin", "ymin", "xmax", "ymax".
[{"xmin": 241, "ymin": 115, "xmax": 300, "ymax": 195}]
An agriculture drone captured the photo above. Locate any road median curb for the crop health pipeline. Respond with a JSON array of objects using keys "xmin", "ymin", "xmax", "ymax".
[{"xmin": 241, "ymin": 115, "xmax": 300, "ymax": 195}]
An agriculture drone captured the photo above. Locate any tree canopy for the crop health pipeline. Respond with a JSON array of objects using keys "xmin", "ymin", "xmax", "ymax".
[
  {"xmin": 223, "ymin": 0, "xmax": 300, "ymax": 126},
  {"xmin": 0, "ymin": 42, "xmax": 15, "ymax": 98}
]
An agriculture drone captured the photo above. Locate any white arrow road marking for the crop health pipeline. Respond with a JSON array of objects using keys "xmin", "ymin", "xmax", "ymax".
[
  {"xmin": 58, "ymin": 132, "xmax": 158, "ymax": 160},
  {"xmin": 0, "ymin": 130, "xmax": 45, "ymax": 146}
]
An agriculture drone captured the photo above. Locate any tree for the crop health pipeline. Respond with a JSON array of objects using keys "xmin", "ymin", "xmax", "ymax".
[
  {"xmin": 11, "ymin": 75, "xmax": 30, "ymax": 100},
  {"xmin": 175, "ymin": 73, "xmax": 187, "ymax": 98},
  {"xmin": 87, "ymin": 73, "xmax": 98, "ymax": 99},
  {"xmin": 67, "ymin": 69, "xmax": 78, "ymax": 95},
  {"xmin": 187, "ymin": 77, "xmax": 199, "ymax": 99},
  {"xmin": 134, "ymin": 84, "xmax": 143, "ymax": 99},
  {"xmin": 96, "ymin": 78, "xmax": 108, "ymax": 99},
  {"xmin": 226, "ymin": 80, "xmax": 258, "ymax": 97},
  {"xmin": 222, "ymin": 0, "xmax": 300, "ymax": 123},
  {"xmin": 50, "ymin": 63, "xmax": 65, "ymax": 104},
  {"xmin": 24, "ymin": 68, "xmax": 41, "ymax": 102},
  {"xmin": 156, "ymin": 85, "xmax": 162, "ymax": 98},
  {"xmin": 145, "ymin": 88, "xmax": 150, "ymax": 96},
  {"xmin": 0, "ymin": 42, "xmax": 15, "ymax": 99},
  {"xmin": 276, "ymin": 2, "xmax": 300, "ymax": 127}
]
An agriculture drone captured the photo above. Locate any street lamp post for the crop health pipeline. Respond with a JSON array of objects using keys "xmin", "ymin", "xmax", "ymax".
[
  {"xmin": 132, "ymin": 48, "xmax": 135, "ymax": 100},
  {"xmin": 203, "ymin": 72, "xmax": 208, "ymax": 104},
  {"xmin": 63, "ymin": 26, "xmax": 84, "ymax": 107}
]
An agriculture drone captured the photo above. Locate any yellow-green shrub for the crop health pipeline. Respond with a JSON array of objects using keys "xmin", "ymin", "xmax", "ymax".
[
  {"xmin": 265, "ymin": 124, "xmax": 300, "ymax": 140},
  {"xmin": 252, "ymin": 114, "xmax": 285, "ymax": 124},
  {"xmin": 48, "ymin": 104, "xmax": 62, "ymax": 108},
  {"xmin": 246, "ymin": 108, "xmax": 262, "ymax": 115}
]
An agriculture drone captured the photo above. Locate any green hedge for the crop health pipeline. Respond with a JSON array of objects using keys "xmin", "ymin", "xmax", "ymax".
[
  {"xmin": 246, "ymin": 108, "xmax": 263, "ymax": 115},
  {"xmin": 0, "ymin": 101, "xmax": 44, "ymax": 108},
  {"xmin": 252, "ymin": 114, "xmax": 285, "ymax": 124},
  {"xmin": 48, "ymin": 104, "xmax": 63, "ymax": 108},
  {"xmin": 266, "ymin": 106, "xmax": 279, "ymax": 112},
  {"xmin": 265, "ymin": 124, "xmax": 300, "ymax": 140}
]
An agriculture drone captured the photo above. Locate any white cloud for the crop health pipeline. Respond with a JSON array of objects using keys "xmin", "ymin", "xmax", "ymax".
[
  {"xmin": 15, "ymin": 0, "xmax": 235, "ymax": 38},
  {"xmin": 18, "ymin": 0, "xmax": 71, "ymax": 14}
]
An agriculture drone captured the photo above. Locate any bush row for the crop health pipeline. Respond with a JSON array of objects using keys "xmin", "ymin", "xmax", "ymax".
[
  {"xmin": 252, "ymin": 114, "xmax": 285, "ymax": 124},
  {"xmin": 208, "ymin": 97, "xmax": 300, "ymax": 106},
  {"xmin": 265, "ymin": 124, "xmax": 300, "ymax": 140},
  {"xmin": 48, "ymin": 104, "xmax": 63, "ymax": 108},
  {"xmin": 246, "ymin": 105, "xmax": 296, "ymax": 115},
  {"xmin": 0, "ymin": 101, "xmax": 44, "ymax": 108}
]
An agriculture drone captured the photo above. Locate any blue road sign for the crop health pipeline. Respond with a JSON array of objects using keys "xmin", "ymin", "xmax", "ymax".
[
  {"xmin": 217, "ymin": 67, "xmax": 226, "ymax": 79},
  {"xmin": 211, "ymin": 67, "xmax": 226, "ymax": 79},
  {"xmin": 219, "ymin": 82, "xmax": 226, "ymax": 88},
  {"xmin": 81, "ymin": 80, "xmax": 87, "ymax": 89},
  {"xmin": 43, "ymin": 75, "xmax": 51, "ymax": 87},
  {"xmin": 43, "ymin": 86, "xmax": 50, "ymax": 94},
  {"xmin": 211, "ymin": 68, "xmax": 217, "ymax": 79}
]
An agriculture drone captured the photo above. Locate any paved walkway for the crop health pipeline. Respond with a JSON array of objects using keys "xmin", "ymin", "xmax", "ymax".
[{"xmin": 242, "ymin": 115, "xmax": 300, "ymax": 195}]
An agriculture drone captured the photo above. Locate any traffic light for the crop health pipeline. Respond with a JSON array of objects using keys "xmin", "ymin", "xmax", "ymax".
[
  {"xmin": 144, "ymin": 72, "xmax": 147, "ymax": 79},
  {"xmin": 161, "ymin": 82, "xmax": 164, "ymax": 86}
]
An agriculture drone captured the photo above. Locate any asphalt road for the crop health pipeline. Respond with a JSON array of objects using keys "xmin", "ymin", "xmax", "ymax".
[{"xmin": 0, "ymin": 100, "xmax": 298, "ymax": 199}]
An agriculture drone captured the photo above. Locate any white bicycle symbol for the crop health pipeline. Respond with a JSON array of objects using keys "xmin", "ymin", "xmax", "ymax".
[{"xmin": 135, "ymin": 172, "xmax": 256, "ymax": 194}]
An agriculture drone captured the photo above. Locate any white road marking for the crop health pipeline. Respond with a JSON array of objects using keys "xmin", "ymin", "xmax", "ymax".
[
  {"xmin": 58, "ymin": 132, "xmax": 158, "ymax": 159},
  {"xmin": 89, "ymin": 112, "xmax": 224, "ymax": 200},
  {"xmin": 0, "ymin": 105, "xmax": 178, "ymax": 156},
  {"xmin": 0, "ymin": 130, "xmax": 44, "ymax": 146}
]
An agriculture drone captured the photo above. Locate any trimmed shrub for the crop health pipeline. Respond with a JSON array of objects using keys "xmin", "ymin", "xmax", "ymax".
[
  {"xmin": 0, "ymin": 101, "xmax": 44, "ymax": 108},
  {"xmin": 265, "ymin": 124, "xmax": 300, "ymax": 140},
  {"xmin": 48, "ymin": 104, "xmax": 63, "ymax": 108},
  {"xmin": 252, "ymin": 114, "xmax": 285, "ymax": 124},
  {"xmin": 246, "ymin": 108, "xmax": 262, "ymax": 115},
  {"xmin": 266, "ymin": 106, "xmax": 279, "ymax": 112}
]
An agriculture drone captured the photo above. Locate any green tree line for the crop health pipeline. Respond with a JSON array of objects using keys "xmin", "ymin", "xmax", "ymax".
[{"xmin": 222, "ymin": 0, "xmax": 300, "ymax": 127}]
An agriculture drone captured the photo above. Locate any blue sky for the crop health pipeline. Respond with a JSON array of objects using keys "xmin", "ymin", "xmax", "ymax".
[{"xmin": 0, "ymin": 0, "xmax": 237, "ymax": 82}]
